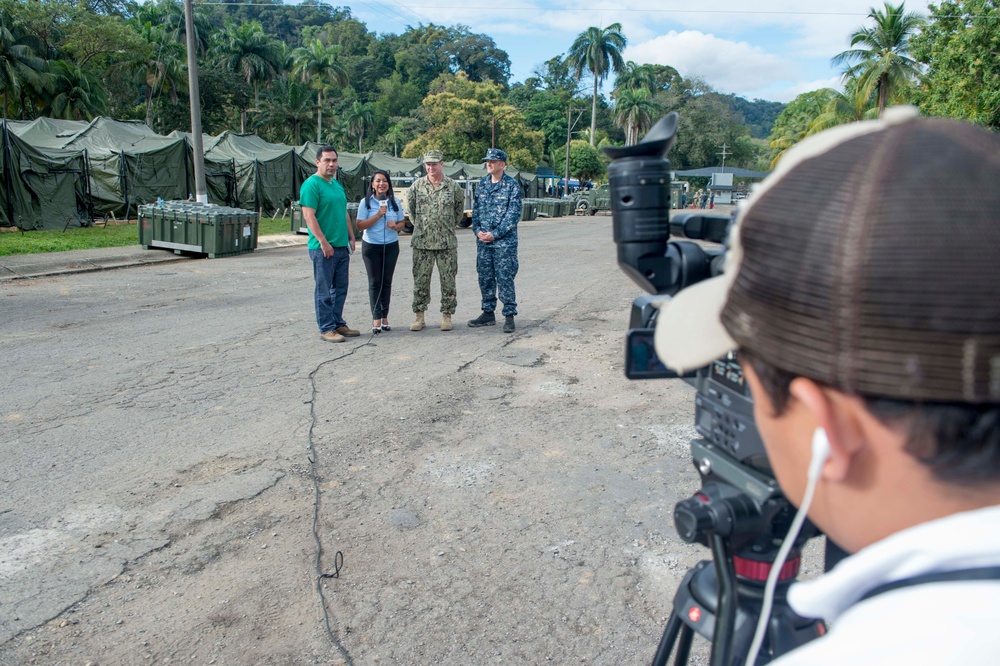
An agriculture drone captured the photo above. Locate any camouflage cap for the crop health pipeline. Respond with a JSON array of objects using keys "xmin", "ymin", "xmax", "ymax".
[
  {"xmin": 482, "ymin": 148, "xmax": 508, "ymax": 162},
  {"xmin": 422, "ymin": 150, "xmax": 444, "ymax": 163}
]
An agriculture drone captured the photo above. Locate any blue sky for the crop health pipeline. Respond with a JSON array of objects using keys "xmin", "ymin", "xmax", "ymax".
[{"xmin": 343, "ymin": 0, "xmax": 925, "ymax": 103}]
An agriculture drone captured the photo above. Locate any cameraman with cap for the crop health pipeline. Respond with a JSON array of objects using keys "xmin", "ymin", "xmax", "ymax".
[{"xmin": 656, "ymin": 107, "xmax": 1000, "ymax": 664}]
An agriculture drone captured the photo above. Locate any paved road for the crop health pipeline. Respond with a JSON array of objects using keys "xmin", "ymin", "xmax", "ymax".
[{"xmin": 0, "ymin": 215, "xmax": 799, "ymax": 665}]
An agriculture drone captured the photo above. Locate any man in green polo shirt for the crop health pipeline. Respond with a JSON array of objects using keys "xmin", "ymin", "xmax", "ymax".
[{"xmin": 300, "ymin": 145, "xmax": 359, "ymax": 342}]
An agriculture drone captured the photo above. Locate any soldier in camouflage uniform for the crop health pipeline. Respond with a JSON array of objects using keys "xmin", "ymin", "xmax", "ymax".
[
  {"xmin": 468, "ymin": 148, "xmax": 523, "ymax": 333},
  {"xmin": 406, "ymin": 150, "xmax": 465, "ymax": 331}
]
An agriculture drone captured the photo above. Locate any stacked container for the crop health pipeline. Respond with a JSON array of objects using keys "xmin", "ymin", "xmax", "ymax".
[{"xmin": 139, "ymin": 200, "xmax": 259, "ymax": 258}]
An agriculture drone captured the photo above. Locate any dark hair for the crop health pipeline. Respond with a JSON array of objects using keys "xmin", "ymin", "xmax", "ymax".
[
  {"xmin": 366, "ymin": 169, "xmax": 398, "ymax": 212},
  {"xmin": 316, "ymin": 145, "xmax": 338, "ymax": 160},
  {"xmin": 739, "ymin": 349, "xmax": 1000, "ymax": 485}
]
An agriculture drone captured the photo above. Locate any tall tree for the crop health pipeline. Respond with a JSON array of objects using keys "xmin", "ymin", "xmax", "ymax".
[
  {"xmin": 809, "ymin": 77, "xmax": 879, "ymax": 132},
  {"xmin": 613, "ymin": 87, "xmax": 660, "ymax": 145},
  {"xmin": 0, "ymin": 7, "xmax": 47, "ymax": 117},
  {"xmin": 255, "ymin": 76, "xmax": 313, "ymax": 144},
  {"xmin": 911, "ymin": 0, "xmax": 1000, "ymax": 128},
  {"xmin": 403, "ymin": 72, "xmax": 543, "ymax": 168},
  {"xmin": 767, "ymin": 89, "xmax": 839, "ymax": 167},
  {"xmin": 45, "ymin": 60, "xmax": 106, "ymax": 120},
  {"xmin": 614, "ymin": 61, "xmax": 657, "ymax": 96},
  {"xmin": 113, "ymin": 22, "xmax": 184, "ymax": 130},
  {"xmin": 344, "ymin": 100, "xmax": 373, "ymax": 152},
  {"xmin": 566, "ymin": 23, "xmax": 627, "ymax": 146},
  {"xmin": 133, "ymin": 0, "xmax": 211, "ymax": 55},
  {"xmin": 291, "ymin": 38, "xmax": 348, "ymax": 143},
  {"xmin": 383, "ymin": 123, "xmax": 405, "ymax": 157},
  {"xmin": 831, "ymin": 2, "xmax": 923, "ymax": 115},
  {"xmin": 210, "ymin": 20, "xmax": 282, "ymax": 114}
]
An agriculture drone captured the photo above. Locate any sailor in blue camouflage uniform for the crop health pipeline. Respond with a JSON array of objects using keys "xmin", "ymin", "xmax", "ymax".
[{"xmin": 468, "ymin": 148, "xmax": 523, "ymax": 333}]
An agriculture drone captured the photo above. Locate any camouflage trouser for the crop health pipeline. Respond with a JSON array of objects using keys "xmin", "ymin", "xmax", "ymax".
[
  {"xmin": 412, "ymin": 247, "xmax": 458, "ymax": 314},
  {"xmin": 476, "ymin": 243, "xmax": 518, "ymax": 316}
]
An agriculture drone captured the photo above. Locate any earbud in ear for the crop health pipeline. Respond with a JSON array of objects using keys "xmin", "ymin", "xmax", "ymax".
[{"xmin": 809, "ymin": 428, "xmax": 831, "ymax": 479}]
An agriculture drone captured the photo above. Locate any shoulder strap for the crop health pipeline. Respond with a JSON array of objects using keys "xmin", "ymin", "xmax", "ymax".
[{"xmin": 859, "ymin": 566, "xmax": 1000, "ymax": 603}]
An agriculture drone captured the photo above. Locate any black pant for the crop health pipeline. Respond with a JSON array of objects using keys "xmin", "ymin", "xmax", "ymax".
[{"xmin": 361, "ymin": 241, "xmax": 399, "ymax": 319}]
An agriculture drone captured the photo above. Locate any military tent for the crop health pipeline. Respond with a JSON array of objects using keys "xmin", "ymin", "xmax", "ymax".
[
  {"xmin": 1, "ymin": 119, "xmax": 90, "ymax": 230},
  {"xmin": 203, "ymin": 132, "xmax": 313, "ymax": 214},
  {"xmin": 2, "ymin": 116, "xmax": 546, "ymax": 231}
]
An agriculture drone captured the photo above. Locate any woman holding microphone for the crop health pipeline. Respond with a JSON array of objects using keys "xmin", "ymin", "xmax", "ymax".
[{"xmin": 356, "ymin": 170, "xmax": 406, "ymax": 334}]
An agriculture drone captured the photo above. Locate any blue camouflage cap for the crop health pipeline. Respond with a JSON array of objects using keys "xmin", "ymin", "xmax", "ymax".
[{"xmin": 482, "ymin": 148, "xmax": 508, "ymax": 162}]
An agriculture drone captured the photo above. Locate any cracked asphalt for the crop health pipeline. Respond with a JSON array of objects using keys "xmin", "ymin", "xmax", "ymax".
[{"xmin": 0, "ymin": 216, "xmax": 797, "ymax": 665}]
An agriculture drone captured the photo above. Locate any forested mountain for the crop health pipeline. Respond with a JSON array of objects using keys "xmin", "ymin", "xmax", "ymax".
[
  {"xmin": 15, "ymin": 0, "xmax": 988, "ymax": 179},
  {"xmin": 719, "ymin": 95, "xmax": 786, "ymax": 139}
]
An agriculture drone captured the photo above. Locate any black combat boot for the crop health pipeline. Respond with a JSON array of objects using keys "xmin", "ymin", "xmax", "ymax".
[
  {"xmin": 503, "ymin": 315, "xmax": 515, "ymax": 333},
  {"xmin": 468, "ymin": 311, "xmax": 496, "ymax": 327}
]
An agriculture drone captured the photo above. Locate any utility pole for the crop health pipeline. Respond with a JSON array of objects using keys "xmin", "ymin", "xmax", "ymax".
[
  {"xmin": 184, "ymin": 0, "xmax": 208, "ymax": 203},
  {"xmin": 717, "ymin": 143, "xmax": 732, "ymax": 173},
  {"xmin": 564, "ymin": 108, "xmax": 584, "ymax": 198}
]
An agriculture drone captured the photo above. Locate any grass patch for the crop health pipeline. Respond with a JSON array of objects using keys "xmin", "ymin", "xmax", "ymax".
[{"xmin": 0, "ymin": 217, "xmax": 293, "ymax": 257}]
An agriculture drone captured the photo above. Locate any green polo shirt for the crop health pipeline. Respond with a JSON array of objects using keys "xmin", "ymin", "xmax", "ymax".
[{"xmin": 299, "ymin": 174, "xmax": 348, "ymax": 250}]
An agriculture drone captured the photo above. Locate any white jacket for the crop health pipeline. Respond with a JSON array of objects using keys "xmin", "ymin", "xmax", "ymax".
[{"xmin": 772, "ymin": 505, "xmax": 1000, "ymax": 665}]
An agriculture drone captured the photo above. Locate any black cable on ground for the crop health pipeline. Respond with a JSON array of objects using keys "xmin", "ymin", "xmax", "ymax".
[{"xmin": 305, "ymin": 337, "xmax": 375, "ymax": 666}]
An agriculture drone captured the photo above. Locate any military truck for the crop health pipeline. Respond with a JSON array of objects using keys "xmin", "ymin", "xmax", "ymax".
[
  {"xmin": 573, "ymin": 180, "xmax": 687, "ymax": 214},
  {"xmin": 574, "ymin": 184, "xmax": 611, "ymax": 215}
]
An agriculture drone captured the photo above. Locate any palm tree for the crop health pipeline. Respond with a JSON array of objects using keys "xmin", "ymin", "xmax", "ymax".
[
  {"xmin": 567, "ymin": 23, "xmax": 627, "ymax": 146},
  {"xmin": 613, "ymin": 87, "xmax": 660, "ymax": 145},
  {"xmin": 384, "ymin": 123, "xmax": 405, "ymax": 157},
  {"xmin": 46, "ymin": 60, "xmax": 107, "ymax": 120},
  {"xmin": 322, "ymin": 117, "xmax": 351, "ymax": 149},
  {"xmin": 210, "ymin": 20, "xmax": 281, "ymax": 111},
  {"xmin": 831, "ymin": 2, "xmax": 923, "ymax": 115},
  {"xmin": 290, "ymin": 39, "xmax": 348, "ymax": 143},
  {"xmin": 809, "ymin": 77, "xmax": 880, "ymax": 132},
  {"xmin": 344, "ymin": 101, "xmax": 374, "ymax": 153},
  {"xmin": 255, "ymin": 77, "xmax": 313, "ymax": 145},
  {"xmin": 114, "ymin": 22, "xmax": 184, "ymax": 129},
  {"xmin": 0, "ymin": 11, "xmax": 47, "ymax": 117},
  {"xmin": 614, "ymin": 61, "xmax": 657, "ymax": 97},
  {"xmin": 133, "ymin": 0, "xmax": 210, "ymax": 54},
  {"xmin": 767, "ymin": 90, "xmax": 838, "ymax": 168}
]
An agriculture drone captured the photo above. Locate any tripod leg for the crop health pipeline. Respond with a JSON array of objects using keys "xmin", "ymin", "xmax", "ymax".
[
  {"xmin": 709, "ymin": 534, "xmax": 736, "ymax": 666},
  {"xmin": 651, "ymin": 612, "xmax": 683, "ymax": 666},
  {"xmin": 674, "ymin": 623, "xmax": 694, "ymax": 665}
]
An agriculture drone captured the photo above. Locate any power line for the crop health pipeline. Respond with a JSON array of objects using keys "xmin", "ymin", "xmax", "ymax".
[{"xmin": 192, "ymin": 3, "xmax": 997, "ymax": 20}]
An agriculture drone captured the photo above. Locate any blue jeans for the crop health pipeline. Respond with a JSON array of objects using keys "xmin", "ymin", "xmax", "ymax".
[{"xmin": 310, "ymin": 248, "xmax": 350, "ymax": 333}]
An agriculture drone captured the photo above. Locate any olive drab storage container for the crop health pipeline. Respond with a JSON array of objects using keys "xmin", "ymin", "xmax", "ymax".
[
  {"xmin": 139, "ymin": 201, "xmax": 258, "ymax": 258},
  {"xmin": 290, "ymin": 201, "xmax": 359, "ymax": 238}
]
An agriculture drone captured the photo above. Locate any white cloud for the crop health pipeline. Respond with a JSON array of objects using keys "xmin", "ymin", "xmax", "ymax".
[{"xmin": 626, "ymin": 31, "xmax": 792, "ymax": 98}]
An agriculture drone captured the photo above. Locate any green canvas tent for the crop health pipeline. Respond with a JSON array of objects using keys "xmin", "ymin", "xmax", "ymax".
[
  {"xmin": 2, "ymin": 119, "xmax": 90, "ymax": 230},
  {"xmin": 55, "ymin": 117, "xmax": 190, "ymax": 217},
  {"xmin": 2, "ymin": 116, "xmax": 546, "ymax": 231},
  {"xmin": 205, "ymin": 132, "xmax": 313, "ymax": 214}
]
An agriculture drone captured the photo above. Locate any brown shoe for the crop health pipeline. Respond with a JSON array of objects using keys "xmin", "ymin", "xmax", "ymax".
[
  {"xmin": 335, "ymin": 325, "xmax": 360, "ymax": 337},
  {"xmin": 320, "ymin": 330, "xmax": 346, "ymax": 343},
  {"xmin": 440, "ymin": 313, "xmax": 453, "ymax": 331}
]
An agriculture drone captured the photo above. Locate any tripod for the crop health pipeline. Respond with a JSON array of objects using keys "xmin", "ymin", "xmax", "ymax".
[{"xmin": 651, "ymin": 534, "xmax": 824, "ymax": 666}]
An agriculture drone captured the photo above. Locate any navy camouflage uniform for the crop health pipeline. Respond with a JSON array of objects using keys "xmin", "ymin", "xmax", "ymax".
[{"xmin": 472, "ymin": 171, "xmax": 522, "ymax": 316}]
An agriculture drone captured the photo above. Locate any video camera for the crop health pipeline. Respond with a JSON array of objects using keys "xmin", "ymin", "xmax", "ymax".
[{"xmin": 603, "ymin": 113, "xmax": 825, "ymax": 666}]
